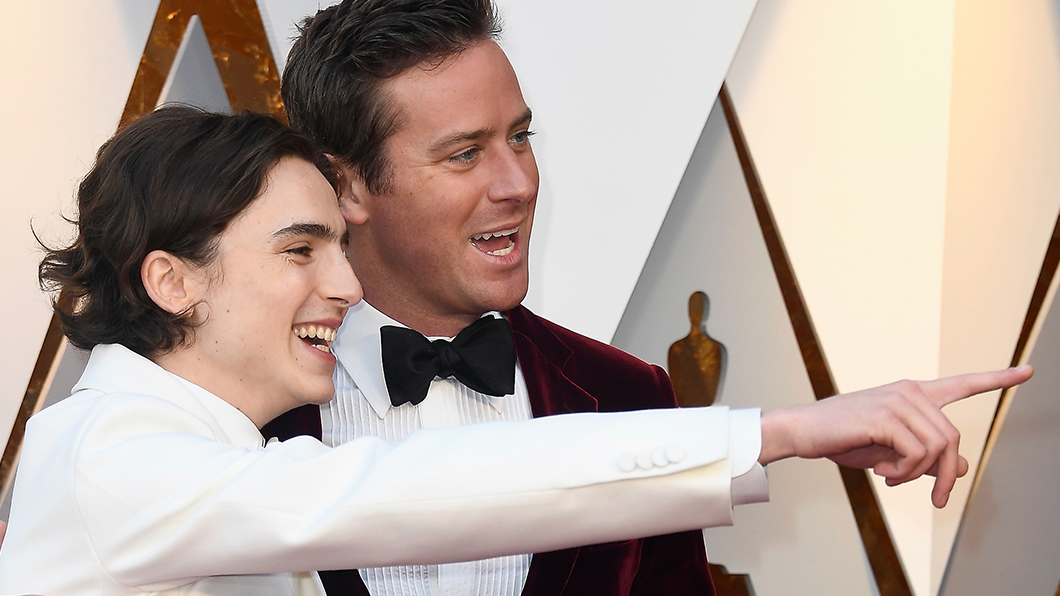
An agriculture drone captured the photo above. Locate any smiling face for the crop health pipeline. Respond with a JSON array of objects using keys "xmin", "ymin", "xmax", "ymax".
[
  {"xmin": 340, "ymin": 40, "xmax": 539, "ymax": 337},
  {"xmin": 160, "ymin": 157, "xmax": 362, "ymax": 426}
]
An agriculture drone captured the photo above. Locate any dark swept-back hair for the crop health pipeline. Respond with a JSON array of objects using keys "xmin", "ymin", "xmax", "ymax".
[
  {"xmin": 282, "ymin": 0, "xmax": 500, "ymax": 194},
  {"xmin": 39, "ymin": 105, "xmax": 335, "ymax": 358}
]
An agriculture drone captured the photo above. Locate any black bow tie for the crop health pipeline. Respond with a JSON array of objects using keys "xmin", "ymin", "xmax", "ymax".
[{"xmin": 380, "ymin": 316, "xmax": 516, "ymax": 407}]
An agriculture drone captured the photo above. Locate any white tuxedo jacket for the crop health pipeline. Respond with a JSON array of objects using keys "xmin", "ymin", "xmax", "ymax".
[{"xmin": 0, "ymin": 344, "xmax": 744, "ymax": 595}]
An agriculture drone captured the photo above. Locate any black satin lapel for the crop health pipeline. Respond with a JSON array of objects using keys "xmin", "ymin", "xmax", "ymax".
[
  {"xmin": 260, "ymin": 403, "xmax": 323, "ymax": 441},
  {"xmin": 521, "ymin": 548, "xmax": 580, "ymax": 596},
  {"xmin": 319, "ymin": 569, "xmax": 371, "ymax": 596}
]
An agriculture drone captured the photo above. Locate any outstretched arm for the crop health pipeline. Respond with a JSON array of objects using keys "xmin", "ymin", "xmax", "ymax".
[{"xmin": 758, "ymin": 365, "xmax": 1033, "ymax": 507}]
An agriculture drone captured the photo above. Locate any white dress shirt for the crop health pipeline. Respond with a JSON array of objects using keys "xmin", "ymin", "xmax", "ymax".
[
  {"xmin": 324, "ymin": 304, "xmax": 534, "ymax": 596},
  {"xmin": 324, "ymin": 301, "xmax": 769, "ymax": 596}
]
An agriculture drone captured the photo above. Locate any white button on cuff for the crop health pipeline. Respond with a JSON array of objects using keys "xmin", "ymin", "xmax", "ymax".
[
  {"xmin": 617, "ymin": 452, "xmax": 637, "ymax": 473},
  {"xmin": 636, "ymin": 449, "xmax": 654, "ymax": 470},
  {"xmin": 651, "ymin": 447, "xmax": 669, "ymax": 468},
  {"xmin": 665, "ymin": 443, "xmax": 686, "ymax": 464}
]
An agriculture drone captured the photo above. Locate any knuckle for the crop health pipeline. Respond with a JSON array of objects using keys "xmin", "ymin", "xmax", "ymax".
[
  {"xmin": 908, "ymin": 444, "xmax": 927, "ymax": 460},
  {"xmin": 942, "ymin": 426, "xmax": 960, "ymax": 443},
  {"xmin": 925, "ymin": 435, "xmax": 946, "ymax": 456},
  {"xmin": 874, "ymin": 403, "xmax": 898, "ymax": 423},
  {"xmin": 893, "ymin": 379, "xmax": 916, "ymax": 393},
  {"xmin": 883, "ymin": 393, "xmax": 908, "ymax": 412}
]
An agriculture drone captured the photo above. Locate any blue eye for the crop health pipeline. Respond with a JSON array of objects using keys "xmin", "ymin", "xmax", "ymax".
[
  {"xmin": 511, "ymin": 130, "xmax": 535, "ymax": 144},
  {"xmin": 450, "ymin": 147, "xmax": 479, "ymax": 162}
]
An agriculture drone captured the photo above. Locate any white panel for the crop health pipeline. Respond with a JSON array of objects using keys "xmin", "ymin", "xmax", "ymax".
[
  {"xmin": 613, "ymin": 98, "xmax": 876, "ymax": 596},
  {"xmin": 724, "ymin": 3, "xmax": 956, "ymax": 594},
  {"xmin": 939, "ymin": 262, "xmax": 1060, "ymax": 596},
  {"xmin": 157, "ymin": 15, "xmax": 233, "ymax": 113},
  {"xmin": 934, "ymin": 2, "xmax": 1060, "ymax": 591},
  {"xmin": 0, "ymin": 0, "xmax": 161, "ymax": 452},
  {"xmin": 498, "ymin": 1, "xmax": 758, "ymax": 343}
]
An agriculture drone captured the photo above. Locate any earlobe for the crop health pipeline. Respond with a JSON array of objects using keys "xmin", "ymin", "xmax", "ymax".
[
  {"xmin": 141, "ymin": 250, "xmax": 200, "ymax": 316},
  {"xmin": 326, "ymin": 154, "xmax": 371, "ymax": 226}
]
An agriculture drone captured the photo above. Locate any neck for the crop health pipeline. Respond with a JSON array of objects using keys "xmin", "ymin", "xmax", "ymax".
[
  {"xmin": 350, "ymin": 250, "xmax": 488, "ymax": 337},
  {"xmin": 153, "ymin": 348, "xmax": 279, "ymax": 428},
  {"xmin": 363, "ymin": 293, "xmax": 486, "ymax": 337}
]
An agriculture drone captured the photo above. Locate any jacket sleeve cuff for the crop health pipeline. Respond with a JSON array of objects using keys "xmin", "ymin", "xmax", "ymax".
[{"xmin": 728, "ymin": 408, "xmax": 769, "ymax": 505}]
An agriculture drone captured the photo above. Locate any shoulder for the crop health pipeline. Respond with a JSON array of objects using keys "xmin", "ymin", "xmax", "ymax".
[
  {"xmin": 507, "ymin": 305, "xmax": 677, "ymax": 411},
  {"xmin": 29, "ymin": 390, "xmax": 218, "ymax": 455},
  {"xmin": 14, "ymin": 390, "xmax": 220, "ymax": 525}
]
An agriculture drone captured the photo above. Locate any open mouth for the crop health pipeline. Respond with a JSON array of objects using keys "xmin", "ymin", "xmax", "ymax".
[
  {"xmin": 293, "ymin": 324, "xmax": 337, "ymax": 354},
  {"xmin": 469, "ymin": 226, "xmax": 518, "ymax": 256}
]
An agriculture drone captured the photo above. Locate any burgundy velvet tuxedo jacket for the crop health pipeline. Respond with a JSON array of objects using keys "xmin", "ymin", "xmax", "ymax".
[{"xmin": 262, "ymin": 305, "xmax": 717, "ymax": 596}]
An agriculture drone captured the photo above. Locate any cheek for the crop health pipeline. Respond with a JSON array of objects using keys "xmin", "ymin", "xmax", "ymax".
[
  {"xmin": 238, "ymin": 281, "xmax": 305, "ymax": 332},
  {"xmin": 384, "ymin": 214, "xmax": 462, "ymax": 262}
]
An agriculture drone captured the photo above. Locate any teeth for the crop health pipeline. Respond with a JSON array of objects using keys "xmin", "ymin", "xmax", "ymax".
[
  {"xmin": 293, "ymin": 325, "xmax": 337, "ymax": 344},
  {"xmin": 486, "ymin": 238, "xmax": 515, "ymax": 256},
  {"xmin": 310, "ymin": 343, "xmax": 332, "ymax": 354},
  {"xmin": 471, "ymin": 226, "xmax": 518, "ymax": 242}
]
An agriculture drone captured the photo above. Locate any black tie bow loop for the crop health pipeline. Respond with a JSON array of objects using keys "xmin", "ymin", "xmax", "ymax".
[{"xmin": 381, "ymin": 316, "xmax": 517, "ymax": 407}]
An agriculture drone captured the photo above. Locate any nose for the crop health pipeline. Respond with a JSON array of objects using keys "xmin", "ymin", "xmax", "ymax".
[
  {"xmin": 324, "ymin": 251, "xmax": 363, "ymax": 308},
  {"xmin": 487, "ymin": 145, "xmax": 538, "ymax": 206}
]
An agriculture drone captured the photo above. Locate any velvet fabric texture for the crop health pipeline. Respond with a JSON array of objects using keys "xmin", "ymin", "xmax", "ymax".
[{"xmin": 262, "ymin": 305, "xmax": 717, "ymax": 596}]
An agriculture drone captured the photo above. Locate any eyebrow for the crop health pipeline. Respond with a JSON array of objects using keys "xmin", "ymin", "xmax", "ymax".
[
  {"xmin": 272, "ymin": 222, "xmax": 342, "ymax": 243},
  {"xmin": 428, "ymin": 108, "xmax": 534, "ymax": 153}
]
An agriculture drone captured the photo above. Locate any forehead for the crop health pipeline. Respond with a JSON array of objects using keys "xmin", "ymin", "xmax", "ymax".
[
  {"xmin": 229, "ymin": 157, "xmax": 343, "ymax": 236},
  {"xmin": 382, "ymin": 41, "xmax": 529, "ymax": 141}
]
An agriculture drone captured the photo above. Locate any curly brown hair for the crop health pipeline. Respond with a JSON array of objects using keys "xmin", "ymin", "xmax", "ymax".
[{"xmin": 39, "ymin": 105, "xmax": 335, "ymax": 357}]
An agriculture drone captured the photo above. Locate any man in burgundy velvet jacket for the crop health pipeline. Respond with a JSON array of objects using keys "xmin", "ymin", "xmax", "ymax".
[{"xmin": 265, "ymin": 0, "xmax": 719, "ymax": 593}]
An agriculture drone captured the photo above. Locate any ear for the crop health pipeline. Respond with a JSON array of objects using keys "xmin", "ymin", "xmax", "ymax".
[
  {"xmin": 141, "ymin": 250, "xmax": 203, "ymax": 317},
  {"xmin": 326, "ymin": 154, "xmax": 370, "ymax": 226}
]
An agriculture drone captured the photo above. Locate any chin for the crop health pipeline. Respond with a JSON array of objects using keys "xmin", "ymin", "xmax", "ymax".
[
  {"xmin": 298, "ymin": 382, "xmax": 337, "ymax": 406},
  {"xmin": 311, "ymin": 388, "xmax": 337, "ymax": 405},
  {"xmin": 480, "ymin": 295, "xmax": 524, "ymax": 315},
  {"xmin": 483, "ymin": 279, "xmax": 529, "ymax": 312}
]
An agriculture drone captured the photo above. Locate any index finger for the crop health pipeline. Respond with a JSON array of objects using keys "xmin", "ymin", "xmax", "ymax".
[{"xmin": 921, "ymin": 365, "xmax": 1033, "ymax": 407}]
